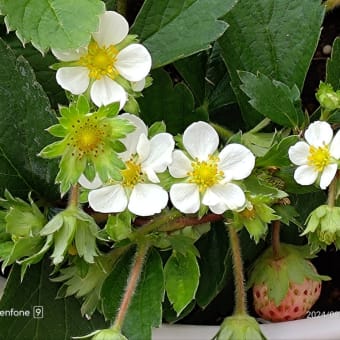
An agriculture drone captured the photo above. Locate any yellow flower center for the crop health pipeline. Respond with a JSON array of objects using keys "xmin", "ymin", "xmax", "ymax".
[
  {"xmin": 79, "ymin": 40, "xmax": 119, "ymax": 80},
  {"xmin": 70, "ymin": 115, "xmax": 108, "ymax": 159},
  {"xmin": 307, "ymin": 145, "xmax": 331, "ymax": 172},
  {"xmin": 121, "ymin": 160, "xmax": 143, "ymax": 188},
  {"xmin": 188, "ymin": 155, "xmax": 223, "ymax": 192}
]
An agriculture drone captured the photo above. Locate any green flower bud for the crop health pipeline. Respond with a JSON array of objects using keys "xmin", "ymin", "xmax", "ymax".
[
  {"xmin": 92, "ymin": 329, "xmax": 127, "ymax": 340},
  {"xmin": 214, "ymin": 315, "xmax": 266, "ymax": 340},
  {"xmin": 316, "ymin": 82, "xmax": 340, "ymax": 111}
]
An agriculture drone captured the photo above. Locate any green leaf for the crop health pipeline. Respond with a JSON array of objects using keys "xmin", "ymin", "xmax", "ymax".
[
  {"xmin": 239, "ymin": 71, "xmax": 305, "ymax": 128},
  {"xmin": 219, "ymin": 0, "xmax": 324, "ymax": 126},
  {"xmin": 0, "ymin": 39, "xmax": 58, "ymax": 199},
  {"xmin": 0, "ymin": 0, "xmax": 105, "ymax": 52},
  {"xmin": 196, "ymin": 222, "xmax": 230, "ymax": 308},
  {"xmin": 164, "ymin": 251, "xmax": 200, "ymax": 315},
  {"xmin": 256, "ymin": 135, "xmax": 299, "ymax": 167},
  {"xmin": 131, "ymin": 0, "xmax": 237, "ymax": 68},
  {"xmin": 326, "ymin": 37, "xmax": 340, "ymax": 90},
  {"xmin": 139, "ymin": 69, "xmax": 206, "ymax": 134},
  {"xmin": 0, "ymin": 258, "xmax": 107, "ymax": 339},
  {"xmin": 101, "ymin": 248, "xmax": 164, "ymax": 340}
]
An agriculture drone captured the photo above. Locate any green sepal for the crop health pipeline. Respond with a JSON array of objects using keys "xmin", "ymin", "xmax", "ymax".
[
  {"xmin": 98, "ymin": 102, "xmax": 120, "ymax": 118},
  {"xmin": 76, "ymin": 95, "xmax": 90, "ymax": 115},
  {"xmin": 47, "ymin": 124, "xmax": 68, "ymax": 138},
  {"xmin": 214, "ymin": 314, "xmax": 266, "ymax": 340},
  {"xmin": 39, "ymin": 140, "xmax": 67, "ymax": 159},
  {"xmin": 248, "ymin": 243, "xmax": 330, "ymax": 306},
  {"xmin": 148, "ymin": 121, "xmax": 167, "ymax": 138},
  {"xmin": 105, "ymin": 212, "xmax": 132, "ymax": 242}
]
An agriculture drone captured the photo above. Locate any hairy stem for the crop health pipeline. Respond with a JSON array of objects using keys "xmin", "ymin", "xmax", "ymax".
[
  {"xmin": 227, "ymin": 224, "xmax": 247, "ymax": 315},
  {"xmin": 327, "ymin": 172, "xmax": 338, "ymax": 208},
  {"xmin": 113, "ymin": 242, "xmax": 149, "ymax": 331},
  {"xmin": 272, "ymin": 220, "xmax": 281, "ymax": 260},
  {"xmin": 68, "ymin": 184, "xmax": 79, "ymax": 208},
  {"xmin": 247, "ymin": 117, "xmax": 271, "ymax": 134},
  {"xmin": 210, "ymin": 122, "xmax": 234, "ymax": 140}
]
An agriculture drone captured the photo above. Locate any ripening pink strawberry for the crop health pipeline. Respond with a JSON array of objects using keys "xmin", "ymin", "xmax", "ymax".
[
  {"xmin": 253, "ymin": 276, "xmax": 321, "ymax": 322},
  {"xmin": 248, "ymin": 243, "xmax": 329, "ymax": 323}
]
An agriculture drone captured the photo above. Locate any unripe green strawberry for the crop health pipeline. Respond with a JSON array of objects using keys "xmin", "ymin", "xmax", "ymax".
[{"xmin": 248, "ymin": 244, "xmax": 330, "ymax": 323}]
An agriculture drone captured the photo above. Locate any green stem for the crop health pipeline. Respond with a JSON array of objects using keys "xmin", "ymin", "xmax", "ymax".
[
  {"xmin": 210, "ymin": 122, "xmax": 235, "ymax": 140},
  {"xmin": 68, "ymin": 184, "xmax": 79, "ymax": 208},
  {"xmin": 327, "ymin": 172, "xmax": 338, "ymax": 208},
  {"xmin": 247, "ymin": 117, "xmax": 271, "ymax": 134},
  {"xmin": 113, "ymin": 242, "xmax": 149, "ymax": 331},
  {"xmin": 227, "ymin": 224, "xmax": 247, "ymax": 315},
  {"xmin": 272, "ymin": 220, "xmax": 281, "ymax": 260}
]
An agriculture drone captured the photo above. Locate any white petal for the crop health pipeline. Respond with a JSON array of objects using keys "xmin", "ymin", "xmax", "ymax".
[
  {"xmin": 131, "ymin": 78, "xmax": 145, "ymax": 92},
  {"xmin": 320, "ymin": 164, "xmax": 338, "ymax": 189},
  {"xmin": 294, "ymin": 165, "xmax": 318, "ymax": 186},
  {"xmin": 304, "ymin": 121, "xmax": 333, "ymax": 147},
  {"xmin": 144, "ymin": 168, "xmax": 160, "ymax": 183},
  {"xmin": 170, "ymin": 183, "xmax": 200, "ymax": 214},
  {"xmin": 183, "ymin": 121, "xmax": 219, "ymax": 160},
  {"xmin": 51, "ymin": 48, "xmax": 86, "ymax": 61},
  {"xmin": 203, "ymin": 183, "xmax": 246, "ymax": 212},
  {"xmin": 218, "ymin": 144, "xmax": 255, "ymax": 180},
  {"xmin": 288, "ymin": 141, "xmax": 310, "ymax": 165},
  {"xmin": 128, "ymin": 184, "xmax": 168, "ymax": 216},
  {"xmin": 93, "ymin": 11, "xmax": 129, "ymax": 47},
  {"xmin": 116, "ymin": 44, "xmax": 152, "ymax": 81},
  {"xmin": 330, "ymin": 130, "xmax": 340, "ymax": 159},
  {"xmin": 168, "ymin": 150, "xmax": 192, "ymax": 178},
  {"xmin": 119, "ymin": 113, "xmax": 148, "ymax": 159},
  {"xmin": 56, "ymin": 67, "xmax": 89, "ymax": 94},
  {"xmin": 78, "ymin": 173, "xmax": 103, "ymax": 189},
  {"xmin": 90, "ymin": 77, "xmax": 127, "ymax": 108},
  {"xmin": 88, "ymin": 185, "xmax": 127, "ymax": 213},
  {"xmin": 136, "ymin": 133, "xmax": 150, "ymax": 163},
  {"xmin": 142, "ymin": 133, "xmax": 175, "ymax": 172}
]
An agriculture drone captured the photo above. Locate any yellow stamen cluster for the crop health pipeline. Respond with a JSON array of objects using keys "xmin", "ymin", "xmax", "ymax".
[
  {"xmin": 188, "ymin": 155, "xmax": 223, "ymax": 192},
  {"xmin": 69, "ymin": 115, "xmax": 108, "ymax": 159},
  {"xmin": 121, "ymin": 160, "xmax": 143, "ymax": 188},
  {"xmin": 79, "ymin": 40, "xmax": 119, "ymax": 80},
  {"xmin": 307, "ymin": 145, "xmax": 331, "ymax": 172}
]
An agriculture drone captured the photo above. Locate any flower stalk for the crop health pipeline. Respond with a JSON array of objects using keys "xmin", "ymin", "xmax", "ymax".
[
  {"xmin": 272, "ymin": 220, "xmax": 281, "ymax": 260},
  {"xmin": 68, "ymin": 184, "xmax": 80, "ymax": 208},
  {"xmin": 113, "ymin": 242, "xmax": 150, "ymax": 331},
  {"xmin": 327, "ymin": 171, "xmax": 338, "ymax": 208},
  {"xmin": 227, "ymin": 223, "xmax": 247, "ymax": 315}
]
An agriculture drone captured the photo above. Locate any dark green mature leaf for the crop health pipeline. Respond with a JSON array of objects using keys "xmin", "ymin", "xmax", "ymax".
[
  {"xmin": 326, "ymin": 37, "xmax": 340, "ymax": 90},
  {"xmin": 256, "ymin": 135, "xmax": 299, "ymax": 167},
  {"xmin": 0, "ymin": 258, "xmax": 107, "ymax": 340},
  {"xmin": 131, "ymin": 0, "xmax": 237, "ymax": 68},
  {"xmin": 101, "ymin": 248, "xmax": 164, "ymax": 340},
  {"xmin": 0, "ymin": 0, "xmax": 105, "ymax": 52},
  {"xmin": 139, "ymin": 69, "xmax": 207, "ymax": 134},
  {"xmin": 196, "ymin": 222, "xmax": 230, "ymax": 308},
  {"xmin": 164, "ymin": 251, "xmax": 200, "ymax": 315},
  {"xmin": 239, "ymin": 71, "xmax": 305, "ymax": 128},
  {"xmin": 0, "ymin": 39, "xmax": 58, "ymax": 199},
  {"xmin": 219, "ymin": 0, "xmax": 324, "ymax": 126}
]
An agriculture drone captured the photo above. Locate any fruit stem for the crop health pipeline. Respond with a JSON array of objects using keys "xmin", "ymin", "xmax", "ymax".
[
  {"xmin": 227, "ymin": 223, "xmax": 247, "ymax": 315},
  {"xmin": 113, "ymin": 242, "xmax": 149, "ymax": 331},
  {"xmin": 272, "ymin": 220, "xmax": 281, "ymax": 260}
]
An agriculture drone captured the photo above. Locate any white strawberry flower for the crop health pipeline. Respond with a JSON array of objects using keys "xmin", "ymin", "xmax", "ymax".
[
  {"xmin": 289, "ymin": 120, "xmax": 340, "ymax": 189},
  {"xmin": 168, "ymin": 121, "xmax": 255, "ymax": 214},
  {"xmin": 80, "ymin": 114, "xmax": 174, "ymax": 216},
  {"xmin": 52, "ymin": 11, "xmax": 152, "ymax": 109}
]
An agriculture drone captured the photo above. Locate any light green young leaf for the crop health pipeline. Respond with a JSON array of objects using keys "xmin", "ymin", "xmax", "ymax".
[
  {"xmin": 131, "ymin": 0, "xmax": 237, "ymax": 68},
  {"xmin": 164, "ymin": 251, "xmax": 200, "ymax": 315},
  {"xmin": 239, "ymin": 71, "xmax": 305, "ymax": 128},
  {"xmin": 219, "ymin": 0, "xmax": 324, "ymax": 126},
  {"xmin": 0, "ymin": 0, "xmax": 105, "ymax": 52}
]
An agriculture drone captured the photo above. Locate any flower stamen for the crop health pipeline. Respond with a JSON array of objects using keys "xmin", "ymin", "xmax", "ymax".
[
  {"xmin": 79, "ymin": 41, "xmax": 119, "ymax": 80},
  {"xmin": 122, "ymin": 160, "xmax": 143, "ymax": 188},
  {"xmin": 307, "ymin": 145, "xmax": 331, "ymax": 172},
  {"xmin": 188, "ymin": 155, "xmax": 223, "ymax": 192}
]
